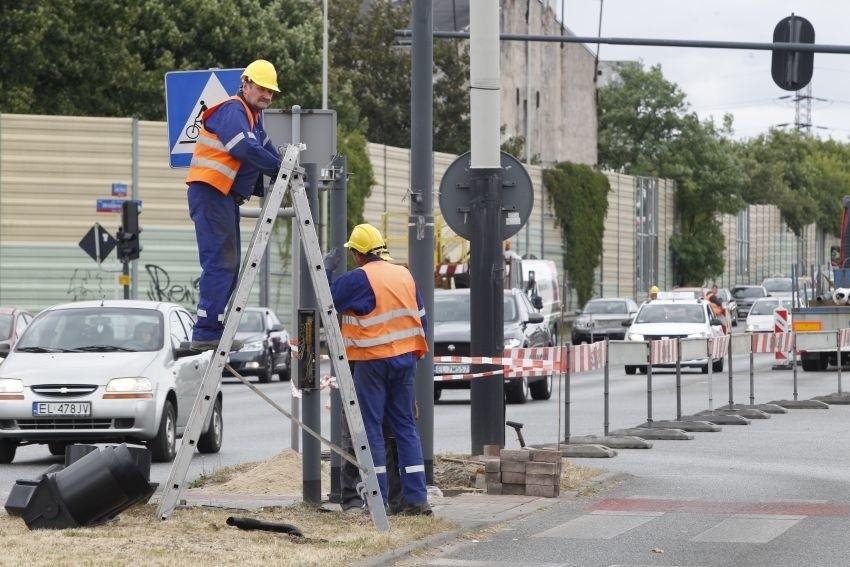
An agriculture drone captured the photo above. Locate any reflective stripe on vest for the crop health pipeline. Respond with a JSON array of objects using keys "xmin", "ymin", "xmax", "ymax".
[
  {"xmin": 185, "ymin": 96, "xmax": 256, "ymax": 195},
  {"xmin": 340, "ymin": 261, "xmax": 428, "ymax": 361}
]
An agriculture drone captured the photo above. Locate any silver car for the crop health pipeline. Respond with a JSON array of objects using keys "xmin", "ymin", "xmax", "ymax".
[{"xmin": 0, "ymin": 300, "xmax": 221, "ymax": 463}]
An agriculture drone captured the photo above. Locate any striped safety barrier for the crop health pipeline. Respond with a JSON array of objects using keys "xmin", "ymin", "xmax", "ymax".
[
  {"xmin": 711, "ymin": 334, "xmax": 731, "ymax": 359},
  {"xmin": 566, "ymin": 341, "xmax": 608, "ymax": 373},
  {"xmin": 840, "ymin": 328, "xmax": 850, "ymax": 348},
  {"xmin": 750, "ymin": 332, "xmax": 794, "ymax": 354},
  {"xmin": 649, "ymin": 338, "xmax": 678, "ymax": 365}
]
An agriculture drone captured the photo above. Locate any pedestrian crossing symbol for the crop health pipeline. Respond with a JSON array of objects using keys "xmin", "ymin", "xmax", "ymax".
[{"xmin": 164, "ymin": 69, "xmax": 244, "ymax": 168}]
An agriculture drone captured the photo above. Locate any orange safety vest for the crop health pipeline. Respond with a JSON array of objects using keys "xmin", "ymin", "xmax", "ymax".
[
  {"xmin": 185, "ymin": 96, "xmax": 257, "ymax": 195},
  {"xmin": 340, "ymin": 261, "xmax": 428, "ymax": 361},
  {"xmin": 705, "ymin": 292, "xmax": 725, "ymax": 316}
]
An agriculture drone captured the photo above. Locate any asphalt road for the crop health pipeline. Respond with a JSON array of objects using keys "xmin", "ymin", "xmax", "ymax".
[{"xmin": 3, "ymin": 346, "xmax": 843, "ymax": 500}]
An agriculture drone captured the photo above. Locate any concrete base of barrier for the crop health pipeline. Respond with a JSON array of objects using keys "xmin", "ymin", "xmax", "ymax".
[
  {"xmin": 730, "ymin": 403, "xmax": 788, "ymax": 414},
  {"xmin": 685, "ymin": 412, "xmax": 751, "ymax": 425},
  {"xmin": 638, "ymin": 420, "xmax": 720, "ymax": 432},
  {"xmin": 565, "ymin": 435, "xmax": 653, "ymax": 449},
  {"xmin": 812, "ymin": 392, "xmax": 850, "ymax": 405},
  {"xmin": 767, "ymin": 399, "xmax": 830, "ymax": 409},
  {"xmin": 558, "ymin": 444, "xmax": 618, "ymax": 458},
  {"xmin": 611, "ymin": 427, "xmax": 694, "ymax": 440},
  {"xmin": 699, "ymin": 408, "xmax": 770, "ymax": 419}
]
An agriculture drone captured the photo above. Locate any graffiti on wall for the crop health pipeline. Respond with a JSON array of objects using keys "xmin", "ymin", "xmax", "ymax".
[
  {"xmin": 66, "ymin": 268, "xmax": 109, "ymax": 301},
  {"xmin": 145, "ymin": 264, "xmax": 199, "ymax": 307},
  {"xmin": 66, "ymin": 264, "xmax": 199, "ymax": 309}
]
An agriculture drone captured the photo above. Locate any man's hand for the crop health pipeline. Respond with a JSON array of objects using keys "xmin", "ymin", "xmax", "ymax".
[{"xmin": 323, "ymin": 248, "xmax": 341, "ymax": 272}]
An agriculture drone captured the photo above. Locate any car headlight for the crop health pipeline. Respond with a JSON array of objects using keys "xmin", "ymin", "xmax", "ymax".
[
  {"xmin": 746, "ymin": 324, "xmax": 756, "ymax": 332},
  {"xmin": 104, "ymin": 377, "xmax": 153, "ymax": 399},
  {"xmin": 688, "ymin": 331, "xmax": 711, "ymax": 339},
  {"xmin": 0, "ymin": 378, "xmax": 23, "ymax": 394},
  {"xmin": 240, "ymin": 340, "xmax": 264, "ymax": 352},
  {"xmin": 627, "ymin": 333, "xmax": 644, "ymax": 341},
  {"xmin": 504, "ymin": 338, "xmax": 522, "ymax": 349}
]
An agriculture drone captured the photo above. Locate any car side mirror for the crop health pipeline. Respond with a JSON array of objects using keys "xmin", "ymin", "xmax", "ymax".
[
  {"xmin": 621, "ymin": 319, "xmax": 633, "ymax": 327},
  {"xmin": 270, "ymin": 323, "xmax": 284, "ymax": 332},
  {"xmin": 709, "ymin": 318, "xmax": 722, "ymax": 326},
  {"xmin": 574, "ymin": 310, "xmax": 581, "ymax": 315},
  {"xmin": 526, "ymin": 313, "xmax": 544, "ymax": 324},
  {"xmin": 532, "ymin": 296, "xmax": 543, "ymax": 310}
]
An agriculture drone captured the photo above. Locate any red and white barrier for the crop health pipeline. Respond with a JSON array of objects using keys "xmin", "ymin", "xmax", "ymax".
[
  {"xmin": 649, "ymin": 339, "xmax": 678, "ymax": 365},
  {"xmin": 774, "ymin": 308, "xmax": 792, "ymax": 361},
  {"xmin": 710, "ymin": 335, "xmax": 730, "ymax": 360},
  {"xmin": 565, "ymin": 341, "xmax": 608, "ymax": 373},
  {"xmin": 840, "ymin": 328, "xmax": 850, "ymax": 348}
]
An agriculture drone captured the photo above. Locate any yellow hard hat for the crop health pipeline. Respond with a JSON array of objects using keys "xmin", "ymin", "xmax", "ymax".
[
  {"xmin": 344, "ymin": 224, "xmax": 393, "ymax": 260},
  {"xmin": 242, "ymin": 59, "xmax": 280, "ymax": 92},
  {"xmin": 650, "ymin": 285, "xmax": 659, "ymax": 294}
]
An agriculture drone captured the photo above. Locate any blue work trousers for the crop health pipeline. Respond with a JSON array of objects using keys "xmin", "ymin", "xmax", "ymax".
[
  {"xmin": 188, "ymin": 183, "xmax": 241, "ymax": 341},
  {"xmin": 353, "ymin": 357, "xmax": 428, "ymax": 506}
]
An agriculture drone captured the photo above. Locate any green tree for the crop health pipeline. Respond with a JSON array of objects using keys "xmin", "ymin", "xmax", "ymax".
[
  {"xmin": 0, "ymin": 0, "xmax": 323, "ymax": 119},
  {"xmin": 543, "ymin": 162, "xmax": 610, "ymax": 306}
]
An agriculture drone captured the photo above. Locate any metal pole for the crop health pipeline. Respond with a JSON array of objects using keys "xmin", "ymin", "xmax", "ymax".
[
  {"xmin": 563, "ymin": 362, "xmax": 571, "ymax": 443},
  {"xmin": 646, "ymin": 343, "xmax": 653, "ymax": 423},
  {"xmin": 603, "ymin": 340, "xmax": 609, "ymax": 437},
  {"xmin": 838, "ymin": 330, "xmax": 844, "ymax": 394},
  {"xmin": 727, "ymin": 336, "xmax": 734, "ymax": 408},
  {"xmin": 749, "ymin": 336, "xmax": 755, "ymax": 406},
  {"xmin": 676, "ymin": 338, "xmax": 682, "ymax": 420},
  {"xmin": 707, "ymin": 339, "xmax": 714, "ymax": 412},
  {"xmin": 131, "ymin": 118, "xmax": 139, "ymax": 299},
  {"xmin": 328, "ymin": 154, "xmax": 347, "ymax": 501},
  {"xmin": 410, "ymin": 0, "xmax": 435, "ymax": 482},
  {"xmin": 301, "ymin": 163, "xmax": 321, "ymax": 504},
  {"xmin": 792, "ymin": 333, "xmax": 799, "ymax": 401},
  {"xmin": 290, "ymin": 106, "xmax": 302, "ymax": 453}
]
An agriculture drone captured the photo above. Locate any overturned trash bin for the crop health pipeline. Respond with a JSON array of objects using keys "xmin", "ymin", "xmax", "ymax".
[{"xmin": 5, "ymin": 444, "xmax": 156, "ymax": 530}]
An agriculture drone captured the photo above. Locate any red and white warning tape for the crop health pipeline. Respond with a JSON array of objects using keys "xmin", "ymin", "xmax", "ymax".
[{"xmin": 649, "ymin": 339, "xmax": 678, "ymax": 365}]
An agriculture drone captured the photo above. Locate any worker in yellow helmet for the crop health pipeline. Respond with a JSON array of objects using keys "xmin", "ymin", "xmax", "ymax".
[
  {"xmin": 648, "ymin": 285, "xmax": 659, "ymax": 302},
  {"xmin": 322, "ymin": 224, "xmax": 431, "ymax": 515},
  {"xmin": 185, "ymin": 60, "xmax": 282, "ymax": 350}
]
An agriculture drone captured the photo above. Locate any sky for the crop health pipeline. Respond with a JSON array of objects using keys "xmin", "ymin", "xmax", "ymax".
[{"xmin": 556, "ymin": 0, "xmax": 850, "ymax": 141}]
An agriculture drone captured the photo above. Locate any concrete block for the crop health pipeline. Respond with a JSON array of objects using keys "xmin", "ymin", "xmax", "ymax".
[
  {"xmin": 483, "ymin": 444, "xmax": 501, "ymax": 457},
  {"xmin": 486, "ymin": 482, "xmax": 502, "ymax": 495},
  {"xmin": 639, "ymin": 420, "xmax": 722, "ymax": 432},
  {"xmin": 559, "ymin": 444, "xmax": 618, "ymax": 458},
  {"xmin": 501, "ymin": 483, "xmax": 526, "ymax": 495},
  {"xmin": 526, "ymin": 461, "xmax": 558, "ymax": 475},
  {"xmin": 501, "ymin": 471, "xmax": 527, "ymax": 484},
  {"xmin": 500, "ymin": 449, "xmax": 531, "ymax": 462},
  {"xmin": 526, "ymin": 473, "xmax": 558, "ymax": 486},
  {"xmin": 812, "ymin": 392, "xmax": 850, "ymax": 405},
  {"xmin": 474, "ymin": 473, "xmax": 486, "ymax": 490},
  {"xmin": 529, "ymin": 448, "xmax": 561, "ymax": 463},
  {"xmin": 484, "ymin": 458, "xmax": 501, "ymax": 473},
  {"xmin": 500, "ymin": 461, "xmax": 527, "ymax": 473},
  {"xmin": 611, "ymin": 428, "xmax": 694, "ymax": 440},
  {"xmin": 565, "ymin": 435, "xmax": 653, "ymax": 449},
  {"xmin": 767, "ymin": 399, "xmax": 830, "ymax": 409},
  {"xmin": 485, "ymin": 472, "xmax": 500, "ymax": 484},
  {"xmin": 525, "ymin": 484, "xmax": 558, "ymax": 498}
]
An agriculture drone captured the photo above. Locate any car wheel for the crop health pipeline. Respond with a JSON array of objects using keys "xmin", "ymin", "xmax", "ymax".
[
  {"xmin": 198, "ymin": 397, "xmax": 223, "ymax": 454},
  {"xmin": 0, "ymin": 439, "xmax": 18, "ymax": 464},
  {"xmin": 701, "ymin": 363, "xmax": 709, "ymax": 374},
  {"xmin": 505, "ymin": 377, "xmax": 529, "ymax": 404},
  {"xmin": 278, "ymin": 367, "xmax": 291, "ymax": 382},
  {"xmin": 434, "ymin": 384, "xmax": 443, "ymax": 402},
  {"xmin": 712, "ymin": 357, "xmax": 724, "ymax": 372},
  {"xmin": 258, "ymin": 351, "xmax": 274, "ymax": 383},
  {"xmin": 148, "ymin": 401, "xmax": 177, "ymax": 463},
  {"xmin": 625, "ymin": 365, "xmax": 636, "ymax": 375},
  {"xmin": 48, "ymin": 441, "xmax": 68, "ymax": 457},
  {"xmin": 530, "ymin": 375, "xmax": 553, "ymax": 400}
]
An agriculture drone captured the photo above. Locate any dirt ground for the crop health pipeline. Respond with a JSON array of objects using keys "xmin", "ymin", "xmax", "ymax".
[{"xmin": 0, "ymin": 450, "xmax": 601, "ymax": 567}]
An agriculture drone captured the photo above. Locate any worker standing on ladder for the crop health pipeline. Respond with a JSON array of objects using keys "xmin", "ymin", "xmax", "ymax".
[
  {"xmin": 325, "ymin": 224, "xmax": 432, "ymax": 515},
  {"xmin": 185, "ymin": 59, "xmax": 282, "ymax": 350}
]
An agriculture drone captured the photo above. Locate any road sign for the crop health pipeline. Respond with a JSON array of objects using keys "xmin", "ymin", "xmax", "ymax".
[
  {"xmin": 97, "ymin": 199, "xmax": 142, "ymax": 213},
  {"xmin": 111, "ymin": 183, "xmax": 128, "ymax": 197},
  {"xmin": 164, "ymin": 69, "xmax": 244, "ymax": 168},
  {"xmin": 79, "ymin": 223, "xmax": 117, "ymax": 263}
]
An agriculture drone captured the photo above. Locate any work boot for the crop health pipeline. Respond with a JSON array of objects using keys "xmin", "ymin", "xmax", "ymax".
[
  {"xmin": 397, "ymin": 502, "xmax": 433, "ymax": 516},
  {"xmin": 190, "ymin": 339, "xmax": 243, "ymax": 352}
]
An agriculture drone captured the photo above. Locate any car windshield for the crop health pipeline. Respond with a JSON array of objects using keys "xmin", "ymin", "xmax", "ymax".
[
  {"xmin": 434, "ymin": 295, "xmax": 517, "ymax": 323},
  {"xmin": 583, "ymin": 300, "xmax": 628, "ymax": 315},
  {"xmin": 750, "ymin": 300, "xmax": 780, "ymax": 315},
  {"xmin": 16, "ymin": 308, "xmax": 163, "ymax": 352},
  {"xmin": 0, "ymin": 314, "xmax": 11, "ymax": 340},
  {"xmin": 733, "ymin": 287, "xmax": 766, "ymax": 299},
  {"xmin": 636, "ymin": 304, "xmax": 705, "ymax": 324},
  {"xmin": 762, "ymin": 279, "xmax": 792, "ymax": 293},
  {"xmin": 238, "ymin": 312, "xmax": 265, "ymax": 332}
]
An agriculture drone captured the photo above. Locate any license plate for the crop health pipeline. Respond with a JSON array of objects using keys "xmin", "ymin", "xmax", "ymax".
[
  {"xmin": 32, "ymin": 402, "xmax": 91, "ymax": 417},
  {"xmin": 434, "ymin": 364, "xmax": 471, "ymax": 374}
]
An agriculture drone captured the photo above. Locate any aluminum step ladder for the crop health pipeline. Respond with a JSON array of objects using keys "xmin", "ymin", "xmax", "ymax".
[{"xmin": 156, "ymin": 144, "xmax": 389, "ymax": 531}]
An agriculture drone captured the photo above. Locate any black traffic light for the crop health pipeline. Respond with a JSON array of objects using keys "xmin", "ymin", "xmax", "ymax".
[
  {"xmin": 117, "ymin": 200, "xmax": 142, "ymax": 261},
  {"xmin": 771, "ymin": 14, "xmax": 815, "ymax": 92}
]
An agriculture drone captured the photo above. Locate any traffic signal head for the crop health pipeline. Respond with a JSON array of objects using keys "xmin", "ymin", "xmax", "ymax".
[
  {"xmin": 771, "ymin": 14, "xmax": 815, "ymax": 91},
  {"xmin": 118, "ymin": 201, "xmax": 142, "ymax": 261}
]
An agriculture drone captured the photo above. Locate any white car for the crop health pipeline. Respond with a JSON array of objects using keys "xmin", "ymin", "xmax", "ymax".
[
  {"xmin": 0, "ymin": 300, "xmax": 221, "ymax": 463},
  {"xmin": 624, "ymin": 294, "xmax": 726, "ymax": 375},
  {"xmin": 745, "ymin": 297, "xmax": 794, "ymax": 333}
]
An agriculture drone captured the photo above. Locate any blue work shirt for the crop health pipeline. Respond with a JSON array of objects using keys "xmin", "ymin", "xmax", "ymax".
[{"xmin": 202, "ymin": 97, "xmax": 281, "ymax": 199}]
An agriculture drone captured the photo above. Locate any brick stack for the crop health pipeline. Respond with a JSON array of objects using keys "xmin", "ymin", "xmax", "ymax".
[{"xmin": 483, "ymin": 446, "xmax": 561, "ymax": 497}]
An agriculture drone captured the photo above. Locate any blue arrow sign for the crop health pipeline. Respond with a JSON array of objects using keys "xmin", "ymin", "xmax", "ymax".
[{"xmin": 164, "ymin": 69, "xmax": 243, "ymax": 168}]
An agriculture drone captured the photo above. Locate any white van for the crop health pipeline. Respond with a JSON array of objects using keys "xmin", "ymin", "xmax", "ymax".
[{"xmin": 521, "ymin": 259, "xmax": 562, "ymax": 341}]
